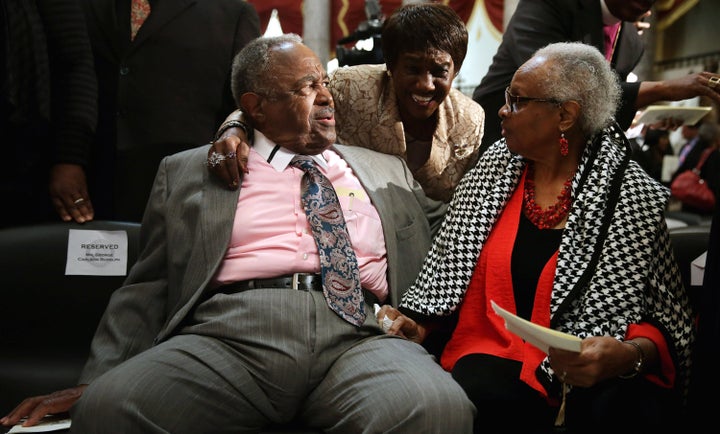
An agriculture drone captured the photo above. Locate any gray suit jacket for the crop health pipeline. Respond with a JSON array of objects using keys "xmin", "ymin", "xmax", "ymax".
[{"xmin": 79, "ymin": 144, "xmax": 445, "ymax": 383}]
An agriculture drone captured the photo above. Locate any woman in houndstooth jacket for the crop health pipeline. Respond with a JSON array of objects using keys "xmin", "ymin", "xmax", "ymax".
[{"xmin": 378, "ymin": 42, "xmax": 695, "ymax": 434}]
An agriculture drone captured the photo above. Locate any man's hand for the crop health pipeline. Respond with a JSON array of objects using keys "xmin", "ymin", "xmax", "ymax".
[
  {"xmin": 49, "ymin": 163, "xmax": 93, "ymax": 223},
  {"xmin": 0, "ymin": 385, "xmax": 87, "ymax": 428},
  {"xmin": 208, "ymin": 130, "xmax": 251, "ymax": 190},
  {"xmin": 637, "ymin": 72, "xmax": 720, "ymax": 108},
  {"xmin": 647, "ymin": 117, "xmax": 683, "ymax": 131},
  {"xmin": 634, "ymin": 10, "xmax": 651, "ymax": 35}
]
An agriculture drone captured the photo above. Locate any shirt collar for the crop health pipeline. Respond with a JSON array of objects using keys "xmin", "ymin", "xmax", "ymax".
[
  {"xmin": 252, "ymin": 130, "xmax": 329, "ymax": 172},
  {"xmin": 600, "ymin": 0, "xmax": 621, "ymax": 26}
]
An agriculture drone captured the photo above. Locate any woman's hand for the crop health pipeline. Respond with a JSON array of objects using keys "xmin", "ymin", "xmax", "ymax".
[
  {"xmin": 207, "ymin": 124, "xmax": 252, "ymax": 190},
  {"xmin": 548, "ymin": 336, "xmax": 653, "ymax": 387},
  {"xmin": 49, "ymin": 163, "xmax": 93, "ymax": 223},
  {"xmin": 375, "ymin": 305, "xmax": 428, "ymax": 344},
  {"xmin": 0, "ymin": 385, "xmax": 87, "ymax": 428}
]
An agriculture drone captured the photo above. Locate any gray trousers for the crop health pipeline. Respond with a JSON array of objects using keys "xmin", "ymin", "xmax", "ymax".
[{"xmin": 71, "ymin": 288, "xmax": 475, "ymax": 433}]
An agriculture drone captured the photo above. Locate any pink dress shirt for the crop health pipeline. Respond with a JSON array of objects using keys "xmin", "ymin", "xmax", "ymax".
[{"xmin": 212, "ymin": 131, "xmax": 389, "ymax": 301}]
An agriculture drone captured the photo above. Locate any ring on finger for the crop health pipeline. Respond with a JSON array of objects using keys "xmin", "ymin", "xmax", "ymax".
[
  {"xmin": 73, "ymin": 197, "xmax": 86, "ymax": 205},
  {"xmin": 709, "ymin": 76, "xmax": 720, "ymax": 89},
  {"xmin": 207, "ymin": 150, "xmax": 227, "ymax": 168}
]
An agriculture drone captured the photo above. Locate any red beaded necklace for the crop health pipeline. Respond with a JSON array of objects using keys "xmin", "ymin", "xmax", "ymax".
[{"xmin": 523, "ymin": 163, "xmax": 573, "ymax": 230}]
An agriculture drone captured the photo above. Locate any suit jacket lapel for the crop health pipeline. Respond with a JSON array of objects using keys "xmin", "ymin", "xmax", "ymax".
[
  {"xmin": 85, "ymin": 0, "xmax": 124, "ymax": 61},
  {"xmin": 613, "ymin": 24, "xmax": 644, "ymax": 77},
  {"xmin": 200, "ymin": 164, "xmax": 240, "ymax": 281},
  {"xmin": 332, "ymin": 145, "xmax": 403, "ymax": 304},
  {"xmin": 578, "ymin": 0, "xmax": 604, "ymax": 51},
  {"xmin": 155, "ymin": 147, "xmax": 240, "ymax": 342},
  {"xmin": 128, "ymin": 0, "xmax": 195, "ymax": 51}
]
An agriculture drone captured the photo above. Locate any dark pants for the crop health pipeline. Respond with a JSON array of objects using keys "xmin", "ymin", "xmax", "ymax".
[{"xmin": 452, "ymin": 353, "xmax": 681, "ymax": 434}]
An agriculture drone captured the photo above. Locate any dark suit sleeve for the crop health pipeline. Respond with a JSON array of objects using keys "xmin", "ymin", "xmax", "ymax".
[
  {"xmin": 38, "ymin": 0, "xmax": 97, "ymax": 166},
  {"xmin": 472, "ymin": 0, "xmax": 576, "ymax": 150},
  {"xmin": 473, "ymin": 0, "xmax": 572, "ymax": 100},
  {"xmin": 499, "ymin": 0, "xmax": 571, "ymax": 73},
  {"xmin": 233, "ymin": 1, "xmax": 261, "ymax": 52},
  {"xmin": 617, "ymin": 81, "xmax": 641, "ymax": 130},
  {"xmin": 221, "ymin": 2, "xmax": 261, "ymax": 115}
]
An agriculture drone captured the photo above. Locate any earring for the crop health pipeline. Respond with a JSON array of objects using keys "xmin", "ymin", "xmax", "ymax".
[{"xmin": 559, "ymin": 133, "xmax": 569, "ymax": 157}]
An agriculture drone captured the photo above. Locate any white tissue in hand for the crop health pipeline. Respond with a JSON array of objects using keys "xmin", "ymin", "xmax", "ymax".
[{"xmin": 374, "ymin": 303, "xmax": 394, "ymax": 331}]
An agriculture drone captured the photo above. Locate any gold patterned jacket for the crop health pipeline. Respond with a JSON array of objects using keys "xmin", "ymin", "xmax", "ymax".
[{"xmin": 329, "ymin": 63, "xmax": 485, "ymax": 202}]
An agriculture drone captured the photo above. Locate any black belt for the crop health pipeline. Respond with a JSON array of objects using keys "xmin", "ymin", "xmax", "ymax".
[{"xmin": 218, "ymin": 273, "xmax": 323, "ymax": 293}]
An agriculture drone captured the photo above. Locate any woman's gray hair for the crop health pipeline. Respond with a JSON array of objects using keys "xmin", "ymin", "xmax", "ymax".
[
  {"xmin": 230, "ymin": 33, "xmax": 304, "ymax": 107},
  {"xmin": 526, "ymin": 42, "xmax": 621, "ymax": 135}
]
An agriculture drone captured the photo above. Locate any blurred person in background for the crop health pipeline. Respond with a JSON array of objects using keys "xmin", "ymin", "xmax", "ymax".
[{"xmin": 632, "ymin": 127, "xmax": 673, "ymax": 183}]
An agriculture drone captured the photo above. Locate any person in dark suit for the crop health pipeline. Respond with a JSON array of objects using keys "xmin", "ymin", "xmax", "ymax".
[
  {"xmin": 473, "ymin": 0, "xmax": 720, "ymax": 154},
  {"xmin": 1, "ymin": 0, "xmax": 97, "ymax": 227},
  {"xmin": 1, "ymin": 34, "xmax": 473, "ymax": 433},
  {"xmin": 76, "ymin": 0, "xmax": 261, "ymax": 222}
]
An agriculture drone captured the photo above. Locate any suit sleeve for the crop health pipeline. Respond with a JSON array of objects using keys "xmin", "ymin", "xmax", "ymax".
[
  {"xmin": 78, "ymin": 157, "xmax": 172, "ymax": 384},
  {"xmin": 221, "ymin": 2, "xmax": 262, "ymax": 114},
  {"xmin": 617, "ymin": 82, "xmax": 641, "ymax": 131},
  {"xmin": 38, "ymin": 0, "xmax": 97, "ymax": 167},
  {"xmin": 233, "ymin": 1, "xmax": 261, "ymax": 51},
  {"xmin": 500, "ymin": 0, "xmax": 572, "ymax": 72}
]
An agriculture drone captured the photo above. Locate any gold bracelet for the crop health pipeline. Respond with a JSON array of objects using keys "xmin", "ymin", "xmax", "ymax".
[{"xmin": 618, "ymin": 340, "xmax": 644, "ymax": 379}]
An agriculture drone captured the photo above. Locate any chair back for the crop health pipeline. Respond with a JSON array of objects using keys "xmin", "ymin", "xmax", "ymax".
[
  {"xmin": 669, "ymin": 224, "xmax": 711, "ymax": 314},
  {"xmin": 0, "ymin": 220, "xmax": 141, "ymax": 414}
]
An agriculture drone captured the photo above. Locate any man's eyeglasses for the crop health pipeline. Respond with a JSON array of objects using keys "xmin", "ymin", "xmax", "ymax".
[{"xmin": 504, "ymin": 87, "xmax": 561, "ymax": 112}]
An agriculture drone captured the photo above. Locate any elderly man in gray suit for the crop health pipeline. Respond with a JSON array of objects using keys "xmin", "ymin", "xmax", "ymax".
[{"xmin": 1, "ymin": 34, "xmax": 474, "ymax": 433}]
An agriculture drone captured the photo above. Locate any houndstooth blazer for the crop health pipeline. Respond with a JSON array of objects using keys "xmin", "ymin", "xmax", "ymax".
[{"xmin": 401, "ymin": 123, "xmax": 695, "ymax": 399}]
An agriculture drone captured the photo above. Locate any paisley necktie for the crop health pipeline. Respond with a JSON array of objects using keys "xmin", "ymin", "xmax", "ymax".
[
  {"xmin": 130, "ymin": 0, "xmax": 151, "ymax": 41},
  {"xmin": 291, "ymin": 155, "xmax": 366, "ymax": 327}
]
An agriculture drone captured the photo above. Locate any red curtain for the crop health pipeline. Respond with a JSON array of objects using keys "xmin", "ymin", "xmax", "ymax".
[
  {"xmin": 247, "ymin": 0, "xmax": 303, "ymax": 37},
  {"xmin": 481, "ymin": 0, "xmax": 504, "ymax": 33},
  {"xmin": 247, "ymin": 0, "xmax": 489, "ymax": 53}
]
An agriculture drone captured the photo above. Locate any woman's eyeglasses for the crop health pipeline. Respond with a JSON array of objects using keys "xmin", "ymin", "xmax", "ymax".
[{"xmin": 504, "ymin": 87, "xmax": 561, "ymax": 112}]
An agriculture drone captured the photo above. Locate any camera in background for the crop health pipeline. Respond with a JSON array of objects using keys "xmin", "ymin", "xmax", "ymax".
[{"xmin": 335, "ymin": 0, "xmax": 384, "ymax": 67}]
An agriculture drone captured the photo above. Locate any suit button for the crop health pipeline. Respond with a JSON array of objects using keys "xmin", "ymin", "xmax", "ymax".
[{"xmin": 119, "ymin": 66, "xmax": 130, "ymax": 76}]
